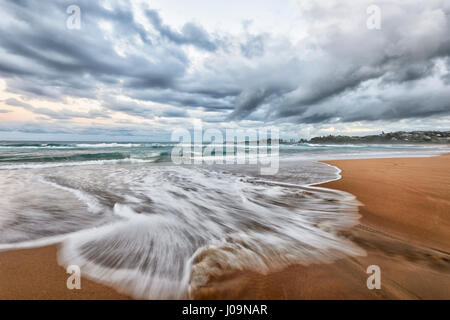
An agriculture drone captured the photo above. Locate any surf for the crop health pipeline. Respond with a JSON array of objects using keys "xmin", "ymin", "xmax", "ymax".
[{"xmin": 0, "ymin": 161, "xmax": 364, "ymax": 298}]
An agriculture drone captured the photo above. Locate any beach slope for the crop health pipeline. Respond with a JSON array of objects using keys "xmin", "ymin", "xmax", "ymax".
[
  {"xmin": 1, "ymin": 155, "xmax": 449, "ymax": 299},
  {"xmin": 195, "ymin": 154, "xmax": 450, "ymax": 299}
]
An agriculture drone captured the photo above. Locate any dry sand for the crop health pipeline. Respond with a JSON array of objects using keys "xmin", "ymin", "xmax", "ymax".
[
  {"xmin": 194, "ymin": 154, "xmax": 450, "ymax": 299},
  {"xmin": 1, "ymin": 154, "xmax": 449, "ymax": 299}
]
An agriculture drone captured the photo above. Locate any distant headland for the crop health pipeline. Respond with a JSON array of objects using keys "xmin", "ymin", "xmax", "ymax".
[{"xmin": 293, "ymin": 131, "xmax": 450, "ymax": 144}]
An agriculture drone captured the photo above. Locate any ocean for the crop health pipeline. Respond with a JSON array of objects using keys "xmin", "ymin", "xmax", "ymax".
[{"xmin": 0, "ymin": 141, "xmax": 448, "ymax": 298}]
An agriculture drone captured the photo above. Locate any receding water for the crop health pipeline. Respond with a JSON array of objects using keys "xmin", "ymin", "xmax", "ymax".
[{"xmin": 0, "ymin": 142, "xmax": 448, "ymax": 298}]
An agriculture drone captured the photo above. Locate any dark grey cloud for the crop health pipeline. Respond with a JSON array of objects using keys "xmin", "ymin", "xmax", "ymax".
[
  {"xmin": 1, "ymin": 0, "xmax": 450, "ymax": 134},
  {"xmin": 382, "ymin": 62, "xmax": 435, "ymax": 83},
  {"xmin": 229, "ymin": 86, "xmax": 287, "ymax": 119},
  {"xmin": 0, "ymin": 0, "xmax": 188, "ymax": 100},
  {"xmin": 160, "ymin": 108, "xmax": 188, "ymax": 118},
  {"xmin": 230, "ymin": 2, "xmax": 450, "ymax": 124},
  {"xmin": 145, "ymin": 10, "xmax": 219, "ymax": 52},
  {"xmin": 0, "ymin": 0, "xmax": 235, "ymax": 121},
  {"xmin": 129, "ymin": 88, "xmax": 235, "ymax": 111},
  {"xmin": 103, "ymin": 96, "xmax": 188, "ymax": 119},
  {"xmin": 103, "ymin": 97, "xmax": 154, "ymax": 119}
]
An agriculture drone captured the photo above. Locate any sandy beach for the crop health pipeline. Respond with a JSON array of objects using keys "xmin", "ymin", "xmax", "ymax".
[
  {"xmin": 195, "ymin": 154, "xmax": 450, "ymax": 299},
  {"xmin": 1, "ymin": 154, "xmax": 449, "ymax": 299},
  {"xmin": 0, "ymin": 245, "xmax": 129, "ymax": 299}
]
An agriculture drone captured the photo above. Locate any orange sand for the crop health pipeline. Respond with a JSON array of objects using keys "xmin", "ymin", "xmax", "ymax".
[
  {"xmin": 1, "ymin": 155, "xmax": 449, "ymax": 299},
  {"xmin": 194, "ymin": 155, "xmax": 450, "ymax": 299}
]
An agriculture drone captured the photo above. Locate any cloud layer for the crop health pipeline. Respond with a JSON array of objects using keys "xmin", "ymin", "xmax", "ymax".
[{"xmin": 0, "ymin": 0, "xmax": 450, "ymax": 139}]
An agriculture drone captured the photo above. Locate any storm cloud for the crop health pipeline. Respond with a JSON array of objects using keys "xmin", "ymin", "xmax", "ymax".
[{"xmin": 0, "ymin": 0, "xmax": 450, "ymax": 139}]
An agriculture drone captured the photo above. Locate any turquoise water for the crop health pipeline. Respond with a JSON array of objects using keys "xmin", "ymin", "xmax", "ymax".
[{"xmin": 0, "ymin": 141, "xmax": 448, "ymax": 169}]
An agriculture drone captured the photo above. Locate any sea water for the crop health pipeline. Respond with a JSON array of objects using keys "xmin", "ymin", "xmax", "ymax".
[{"xmin": 0, "ymin": 142, "xmax": 448, "ymax": 298}]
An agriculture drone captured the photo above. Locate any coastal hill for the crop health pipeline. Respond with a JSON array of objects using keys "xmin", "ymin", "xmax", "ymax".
[{"xmin": 297, "ymin": 131, "xmax": 450, "ymax": 144}]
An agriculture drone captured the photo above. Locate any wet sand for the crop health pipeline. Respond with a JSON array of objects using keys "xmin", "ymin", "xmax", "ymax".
[
  {"xmin": 0, "ymin": 245, "xmax": 129, "ymax": 299},
  {"xmin": 1, "ymin": 154, "xmax": 449, "ymax": 299},
  {"xmin": 194, "ymin": 154, "xmax": 450, "ymax": 299}
]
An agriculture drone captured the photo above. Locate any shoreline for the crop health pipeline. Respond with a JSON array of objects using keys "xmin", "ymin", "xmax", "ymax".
[
  {"xmin": 1, "ymin": 154, "xmax": 449, "ymax": 299},
  {"xmin": 194, "ymin": 154, "xmax": 450, "ymax": 299},
  {"xmin": 321, "ymin": 155, "xmax": 450, "ymax": 252}
]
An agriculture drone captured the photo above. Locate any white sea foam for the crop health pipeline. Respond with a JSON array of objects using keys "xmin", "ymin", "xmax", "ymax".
[
  {"xmin": 2, "ymin": 143, "xmax": 448, "ymax": 298},
  {"xmin": 0, "ymin": 158, "xmax": 157, "ymax": 170},
  {"xmin": 0, "ymin": 162, "xmax": 364, "ymax": 299},
  {"xmin": 74, "ymin": 143, "xmax": 143, "ymax": 148}
]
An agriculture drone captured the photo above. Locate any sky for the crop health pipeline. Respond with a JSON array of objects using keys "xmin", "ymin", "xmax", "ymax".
[{"xmin": 0, "ymin": 0, "xmax": 450, "ymax": 141}]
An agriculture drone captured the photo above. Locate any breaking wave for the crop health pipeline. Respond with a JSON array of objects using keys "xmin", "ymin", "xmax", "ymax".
[{"xmin": 0, "ymin": 162, "xmax": 364, "ymax": 299}]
